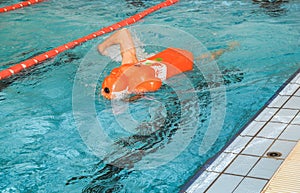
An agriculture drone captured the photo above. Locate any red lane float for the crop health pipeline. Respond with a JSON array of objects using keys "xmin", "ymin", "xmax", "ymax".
[
  {"xmin": 0, "ymin": 0, "xmax": 179, "ymax": 80},
  {"xmin": 0, "ymin": 0, "xmax": 44, "ymax": 13}
]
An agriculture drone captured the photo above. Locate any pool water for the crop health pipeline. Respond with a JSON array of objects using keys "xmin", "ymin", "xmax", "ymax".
[{"xmin": 0, "ymin": 0, "xmax": 299, "ymax": 192}]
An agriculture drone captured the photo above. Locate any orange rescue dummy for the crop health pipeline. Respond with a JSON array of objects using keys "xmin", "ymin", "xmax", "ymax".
[
  {"xmin": 98, "ymin": 28, "xmax": 193, "ymax": 100},
  {"xmin": 101, "ymin": 48, "xmax": 194, "ymax": 99}
]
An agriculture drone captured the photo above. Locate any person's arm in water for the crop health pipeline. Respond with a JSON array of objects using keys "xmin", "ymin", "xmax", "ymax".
[
  {"xmin": 196, "ymin": 41, "xmax": 239, "ymax": 61},
  {"xmin": 98, "ymin": 28, "xmax": 138, "ymax": 65}
]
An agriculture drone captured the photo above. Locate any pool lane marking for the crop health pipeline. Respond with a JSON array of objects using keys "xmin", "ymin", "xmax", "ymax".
[
  {"xmin": 21, "ymin": 64, "xmax": 27, "ymax": 69},
  {"xmin": 8, "ymin": 69, "xmax": 14, "ymax": 75},
  {"xmin": 0, "ymin": 0, "xmax": 44, "ymax": 13},
  {"xmin": 0, "ymin": 0, "xmax": 179, "ymax": 80}
]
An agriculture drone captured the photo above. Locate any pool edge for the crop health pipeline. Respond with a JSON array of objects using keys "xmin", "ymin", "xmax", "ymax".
[{"xmin": 180, "ymin": 67, "xmax": 300, "ymax": 193}]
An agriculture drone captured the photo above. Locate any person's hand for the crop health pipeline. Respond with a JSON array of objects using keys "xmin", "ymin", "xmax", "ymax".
[
  {"xmin": 98, "ymin": 44, "xmax": 109, "ymax": 56},
  {"xmin": 228, "ymin": 41, "xmax": 240, "ymax": 51}
]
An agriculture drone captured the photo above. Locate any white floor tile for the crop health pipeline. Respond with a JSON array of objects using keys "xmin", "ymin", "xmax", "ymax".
[
  {"xmin": 279, "ymin": 83, "xmax": 299, "ymax": 96},
  {"xmin": 240, "ymin": 121, "xmax": 265, "ymax": 137},
  {"xmin": 186, "ymin": 171, "xmax": 219, "ymax": 193},
  {"xmin": 206, "ymin": 174, "xmax": 243, "ymax": 193},
  {"xmin": 294, "ymin": 89, "xmax": 300, "ymax": 96},
  {"xmin": 206, "ymin": 152, "xmax": 237, "ymax": 173},
  {"xmin": 224, "ymin": 136, "xmax": 252, "ymax": 154},
  {"xmin": 242, "ymin": 138, "xmax": 274, "ymax": 156},
  {"xmin": 265, "ymin": 140, "xmax": 297, "ymax": 159},
  {"xmin": 283, "ymin": 96, "xmax": 300, "ymax": 109},
  {"xmin": 248, "ymin": 158, "xmax": 283, "ymax": 179},
  {"xmin": 233, "ymin": 177, "xmax": 268, "ymax": 193},
  {"xmin": 290, "ymin": 73, "xmax": 300, "ymax": 84},
  {"xmin": 255, "ymin": 108, "xmax": 278, "ymax": 122},
  {"xmin": 225, "ymin": 155, "xmax": 259, "ymax": 176},
  {"xmin": 268, "ymin": 95, "xmax": 290, "ymax": 108},
  {"xmin": 271, "ymin": 108, "xmax": 298, "ymax": 123},
  {"xmin": 257, "ymin": 122, "xmax": 287, "ymax": 139},
  {"xmin": 279, "ymin": 124, "xmax": 300, "ymax": 141},
  {"xmin": 291, "ymin": 114, "xmax": 300, "ymax": 125}
]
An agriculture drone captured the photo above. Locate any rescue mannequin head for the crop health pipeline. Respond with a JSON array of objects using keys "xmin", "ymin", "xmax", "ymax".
[{"xmin": 101, "ymin": 72, "xmax": 129, "ymax": 99}]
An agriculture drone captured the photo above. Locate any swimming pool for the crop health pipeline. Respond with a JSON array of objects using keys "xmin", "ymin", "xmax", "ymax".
[{"xmin": 0, "ymin": 0, "xmax": 299, "ymax": 192}]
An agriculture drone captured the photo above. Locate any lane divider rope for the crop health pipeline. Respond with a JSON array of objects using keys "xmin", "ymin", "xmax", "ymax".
[
  {"xmin": 0, "ymin": 0, "xmax": 44, "ymax": 13},
  {"xmin": 0, "ymin": 0, "xmax": 179, "ymax": 80}
]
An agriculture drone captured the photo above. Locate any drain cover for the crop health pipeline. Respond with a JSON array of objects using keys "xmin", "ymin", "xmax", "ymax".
[{"xmin": 267, "ymin": 151, "xmax": 282, "ymax": 158}]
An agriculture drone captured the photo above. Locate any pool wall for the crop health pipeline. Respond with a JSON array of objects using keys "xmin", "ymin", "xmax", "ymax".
[{"xmin": 181, "ymin": 67, "xmax": 300, "ymax": 193}]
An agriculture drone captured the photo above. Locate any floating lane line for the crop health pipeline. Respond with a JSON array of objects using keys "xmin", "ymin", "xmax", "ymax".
[
  {"xmin": 0, "ymin": 0, "xmax": 179, "ymax": 80},
  {"xmin": 0, "ymin": 0, "xmax": 44, "ymax": 13}
]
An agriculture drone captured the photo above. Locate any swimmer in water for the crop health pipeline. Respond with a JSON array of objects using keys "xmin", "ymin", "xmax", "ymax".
[{"xmin": 98, "ymin": 28, "xmax": 238, "ymax": 100}]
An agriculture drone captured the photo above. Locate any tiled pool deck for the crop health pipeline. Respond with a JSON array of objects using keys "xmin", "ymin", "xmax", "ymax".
[{"xmin": 181, "ymin": 69, "xmax": 300, "ymax": 193}]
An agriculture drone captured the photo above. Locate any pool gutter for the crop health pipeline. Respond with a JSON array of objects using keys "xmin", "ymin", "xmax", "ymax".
[{"xmin": 181, "ymin": 67, "xmax": 300, "ymax": 193}]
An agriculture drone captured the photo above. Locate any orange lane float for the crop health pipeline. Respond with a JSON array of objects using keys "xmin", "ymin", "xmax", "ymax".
[
  {"xmin": 0, "ymin": 0, "xmax": 179, "ymax": 80},
  {"xmin": 0, "ymin": 0, "xmax": 44, "ymax": 13},
  {"xmin": 101, "ymin": 48, "xmax": 194, "ymax": 99}
]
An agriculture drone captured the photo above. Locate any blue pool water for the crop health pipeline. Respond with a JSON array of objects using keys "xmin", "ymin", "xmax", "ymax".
[{"xmin": 0, "ymin": 0, "xmax": 299, "ymax": 192}]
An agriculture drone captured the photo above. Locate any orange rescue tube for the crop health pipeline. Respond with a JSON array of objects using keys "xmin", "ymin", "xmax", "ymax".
[
  {"xmin": 148, "ymin": 47, "xmax": 193, "ymax": 78},
  {"xmin": 101, "ymin": 47, "xmax": 194, "ymax": 99}
]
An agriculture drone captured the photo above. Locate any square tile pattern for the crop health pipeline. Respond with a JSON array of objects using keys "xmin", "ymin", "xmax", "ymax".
[
  {"xmin": 225, "ymin": 155, "xmax": 259, "ymax": 176},
  {"xmin": 265, "ymin": 140, "xmax": 297, "ymax": 159},
  {"xmin": 186, "ymin": 171, "xmax": 220, "ymax": 193},
  {"xmin": 233, "ymin": 177, "xmax": 268, "ymax": 193},
  {"xmin": 291, "ymin": 74, "xmax": 300, "ymax": 84},
  {"xmin": 256, "ymin": 122, "xmax": 287, "ymax": 139},
  {"xmin": 185, "ymin": 72, "xmax": 300, "ymax": 193},
  {"xmin": 291, "ymin": 113, "xmax": 300, "ymax": 124},
  {"xmin": 206, "ymin": 152, "xmax": 237, "ymax": 173},
  {"xmin": 284, "ymin": 96, "xmax": 300, "ymax": 109},
  {"xmin": 279, "ymin": 83, "xmax": 299, "ymax": 96},
  {"xmin": 240, "ymin": 121, "xmax": 265, "ymax": 137},
  {"xmin": 248, "ymin": 158, "xmax": 283, "ymax": 179},
  {"xmin": 255, "ymin": 108, "xmax": 278, "ymax": 122},
  {"xmin": 271, "ymin": 108, "xmax": 298, "ymax": 123},
  {"xmin": 206, "ymin": 174, "xmax": 243, "ymax": 193},
  {"xmin": 268, "ymin": 95, "xmax": 290, "ymax": 108},
  {"xmin": 279, "ymin": 124, "xmax": 300, "ymax": 141},
  {"xmin": 224, "ymin": 136, "xmax": 252, "ymax": 154},
  {"xmin": 241, "ymin": 138, "xmax": 274, "ymax": 156},
  {"xmin": 294, "ymin": 89, "xmax": 300, "ymax": 96}
]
